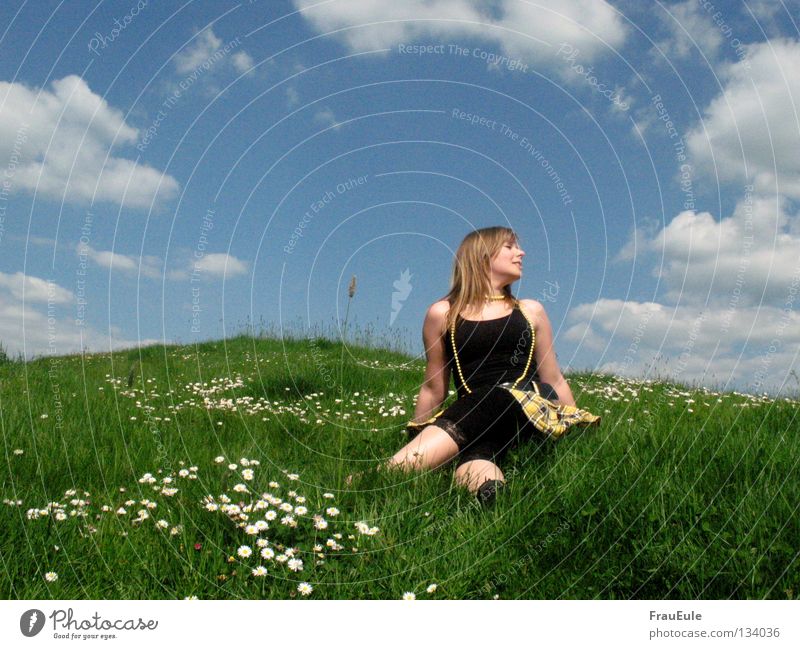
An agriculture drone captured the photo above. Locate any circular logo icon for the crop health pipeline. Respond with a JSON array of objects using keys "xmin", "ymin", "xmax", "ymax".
[{"xmin": 20, "ymin": 609, "xmax": 46, "ymax": 637}]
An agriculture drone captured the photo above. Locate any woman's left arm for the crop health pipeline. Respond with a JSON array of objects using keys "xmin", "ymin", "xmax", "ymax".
[{"xmin": 521, "ymin": 299, "xmax": 576, "ymax": 407}]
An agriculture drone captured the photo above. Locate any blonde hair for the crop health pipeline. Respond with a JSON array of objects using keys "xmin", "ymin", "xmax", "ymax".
[{"xmin": 442, "ymin": 226, "xmax": 520, "ymax": 332}]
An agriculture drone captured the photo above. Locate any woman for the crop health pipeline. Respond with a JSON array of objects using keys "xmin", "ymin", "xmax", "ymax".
[{"xmin": 382, "ymin": 226, "xmax": 599, "ymax": 506}]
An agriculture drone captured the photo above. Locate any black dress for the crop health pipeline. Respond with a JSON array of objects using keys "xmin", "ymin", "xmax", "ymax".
[{"xmin": 431, "ymin": 306, "xmax": 559, "ymax": 468}]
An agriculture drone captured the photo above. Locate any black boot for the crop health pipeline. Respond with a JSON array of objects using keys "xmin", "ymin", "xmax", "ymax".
[{"xmin": 476, "ymin": 479, "xmax": 505, "ymax": 507}]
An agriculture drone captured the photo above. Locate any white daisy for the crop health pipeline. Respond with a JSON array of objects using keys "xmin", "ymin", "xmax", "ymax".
[
  {"xmin": 260, "ymin": 547, "xmax": 275, "ymax": 560},
  {"xmin": 426, "ymin": 584, "xmax": 438, "ymax": 593},
  {"xmin": 326, "ymin": 507, "xmax": 340, "ymax": 516},
  {"xmin": 233, "ymin": 483, "xmax": 248, "ymax": 493},
  {"xmin": 402, "ymin": 592, "xmax": 415, "ymax": 600},
  {"xmin": 237, "ymin": 545, "xmax": 252, "ymax": 559},
  {"xmin": 242, "ymin": 469, "xmax": 254, "ymax": 481},
  {"xmin": 294, "ymin": 505, "xmax": 308, "ymax": 516},
  {"xmin": 244, "ymin": 525, "xmax": 259, "ymax": 536},
  {"xmin": 287, "ymin": 558, "xmax": 304, "ymax": 572},
  {"xmin": 297, "ymin": 582, "xmax": 313, "ymax": 596},
  {"xmin": 279, "ymin": 502, "xmax": 293, "ymax": 512},
  {"xmin": 214, "ymin": 456, "xmax": 226, "ymax": 464},
  {"xmin": 255, "ymin": 520, "xmax": 269, "ymax": 531},
  {"xmin": 44, "ymin": 572, "xmax": 58, "ymax": 582},
  {"xmin": 322, "ymin": 493, "xmax": 335, "ymax": 499},
  {"xmin": 264, "ymin": 510, "xmax": 277, "ymax": 521},
  {"xmin": 280, "ymin": 515, "xmax": 297, "ymax": 528},
  {"xmin": 314, "ymin": 518, "xmax": 328, "ymax": 530},
  {"xmin": 251, "ymin": 566, "xmax": 268, "ymax": 577}
]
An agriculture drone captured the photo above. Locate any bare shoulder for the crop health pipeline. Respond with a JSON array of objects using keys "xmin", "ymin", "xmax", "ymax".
[
  {"xmin": 427, "ymin": 299, "xmax": 451, "ymax": 317},
  {"xmin": 518, "ymin": 298, "xmax": 547, "ymax": 326},
  {"xmin": 424, "ymin": 300, "xmax": 450, "ymax": 335}
]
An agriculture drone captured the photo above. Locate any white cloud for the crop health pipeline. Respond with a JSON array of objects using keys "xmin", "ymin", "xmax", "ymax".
[
  {"xmin": 231, "ymin": 51, "xmax": 254, "ymax": 74},
  {"xmin": 83, "ymin": 245, "xmax": 162, "ymax": 279},
  {"xmin": 622, "ymin": 193, "xmax": 800, "ymax": 307},
  {"xmin": 686, "ymin": 38, "xmax": 800, "ymax": 198},
  {"xmin": 655, "ymin": 0, "xmax": 723, "ymax": 61},
  {"xmin": 174, "ymin": 28, "xmax": 224, "ymax": 74},
  {"xmin": 581, "ymin": 186, "xmax": 800, "ymax": 395},
  {"xmin": 182, "ymin": 253, "xmax": 248, "ymax": 280},
  {"xmin": 0, "ymin": 271, "xmax": 72, "ymax": 303},
  {"xmin": 291, "ymin": 0, "xmax": 626, "ymax": 64},
  {"xmin": 566, "ymin": 298, "xmax": 800, "ymax": 394},
  {"xmin": 286, "ymin": 87, "xmax": 300, "ymax": 108},
  {"xmin": 313, "ymin": 107, "xmax": 341, "ymax": 130},
  {"xmin": 172, "ymin": 28, "xmax": 254, "ymax": 80},
  {"xmin": 0, "ymin": 75, "xmax": 179, "ymax": 209},
  {"xmin": 0, "ymin": 273, "xmax": 157, "ymax": 358}
]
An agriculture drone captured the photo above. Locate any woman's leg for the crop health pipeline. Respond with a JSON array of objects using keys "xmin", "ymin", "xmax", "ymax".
[
  {"xmin": 454, "ymin": 459, "xmax": 505, "ymax": 494},
  {"xmin": 345, "ymin": 424, "xmax": 460, "ymax": 485},
  {"xmin": 385, "ymin": 424, "xmax": 460, "ymax": 472}
]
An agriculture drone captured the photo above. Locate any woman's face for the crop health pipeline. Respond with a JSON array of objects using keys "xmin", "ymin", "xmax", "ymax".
[{"xmin": 490, "ymin": 238, "xmax": 525, "ymax": 283}]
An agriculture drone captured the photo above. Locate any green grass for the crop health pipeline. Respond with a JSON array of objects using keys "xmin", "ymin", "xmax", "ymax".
[{"xmin": 1, "ymin": 333, "xmax": 798, "ymax": 599}]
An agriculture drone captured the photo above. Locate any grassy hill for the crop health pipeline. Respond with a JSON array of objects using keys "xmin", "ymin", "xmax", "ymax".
[{"xmin": 1, "ymin": 334, "xmax": 798, "ymax": 599}]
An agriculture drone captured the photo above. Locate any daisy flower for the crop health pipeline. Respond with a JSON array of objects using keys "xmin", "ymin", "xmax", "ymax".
[
  {"xmin": 294, "ymin": 505, "xmax": 308, "ymax": 516},
  {"xmin": 279, "ymin": 502, "xmax": 293, "ymax": 512},
  {"xmin": 314, "ymin": 518, "xmax": 328, "ymax": 530},
  {"xmin": 426, "ymin": 584, "xmax": 438, "ymax": 593},
  {"xmin": 228, "ymin": 463, "xmax": 238, "ymax": 471},
  {"xmin": 256, "ymin": 539, "xmax": 270, "ymax": 548},
  {"xmin": 287, "ymin": 558, "xmax": 304, "ymax": 572},
  {"xmin": 323, "ymin": 493, "xmax": 335, "ymax": 499},
  {"xmin": 44, "ymin": 572, "xmax": 58, "ymax": 583},
  {"xmin": 264, "ymin": 510, "xmax": 277, "ymax": 521},
  {"xmin": 280, "ymin": 515, "xmax": 297, "ymax": 528},
  {"xmin": 237, "ymin": 545, "xmax": 253, "ymax": 559},
  {"xmin": 255, "ymin": 520, "xmax": 269, "ymax": 531},
  {"xmin": 297, "ymin": 582, "xmax": 313, "ymax": 596},
  {"xmin": 244, "ymin": 525, "xmax": 259, "ymax": 536},
  {"xmin": 214, "ymin": 456, "xmax": 226, "ymax": 463},
  {"xmin": 326, "ymin": 507, "xmax": 340, "ymax": 516},
  {"xmin": 251, "ymin": 566, "xmax": 268, "ymax": 577},
  {"xmin": 242, "ymin": 469, "xmax": 254, "ymax": 481},
  {"xmin": 402, "ymin": 592, "xmax": 415, "ymax": 600},
  {"xmin": 260, "ymin": 547, "xmax": 275, "ymax": 560},
  {"xmin": 233, "ymin": 484, "xmax": 248, "ymax": 493},
  {"xmin": 269, "ymin": 481, "xmax": 280, "ymax": 488}
]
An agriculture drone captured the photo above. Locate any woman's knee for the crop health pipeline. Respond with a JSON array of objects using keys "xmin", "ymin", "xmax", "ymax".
[{"xmin": 454, "ymin": 459, "xmax": 505, "ymax": 492}]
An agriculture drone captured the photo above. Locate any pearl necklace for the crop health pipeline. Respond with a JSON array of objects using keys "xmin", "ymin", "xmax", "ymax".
[{"xmin": 450, "ymin": 298, "xmax": 536, "ymax": 394}]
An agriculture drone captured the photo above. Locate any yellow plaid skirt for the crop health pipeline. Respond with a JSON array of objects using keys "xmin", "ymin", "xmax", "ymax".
[
  {"xmin": 496, "ymin": 383, "xmax": 600, "ymax": 440},
  {"xmin": 406, "ymin": 381, "xmax": 600, "ymax": 441}
]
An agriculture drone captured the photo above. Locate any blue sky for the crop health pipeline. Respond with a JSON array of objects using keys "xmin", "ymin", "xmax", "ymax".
[{"xmin": 1, "ymin": 0, "xmax": 799, "ymax": 394}]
